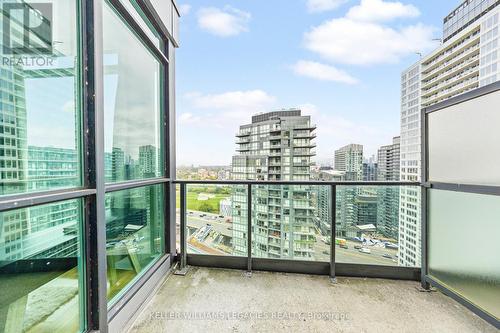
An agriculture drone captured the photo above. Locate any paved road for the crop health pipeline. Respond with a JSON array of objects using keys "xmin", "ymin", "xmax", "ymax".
[
  {"xmin": 178, "ymin": 210, "xmax": 400, "ymax": 266},
  {"xmin": 187, "ymin": 215, "xmax": 233, "ymax": 237},
  {"xmin": 313, "ymin": 239, "xmax": 398, "ymax": 266}
]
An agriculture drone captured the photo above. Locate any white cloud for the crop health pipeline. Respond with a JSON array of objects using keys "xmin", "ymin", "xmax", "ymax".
[
  {"xmin": 178, "ymin": 4, "xmax": 192, "ymax": 16},
  {"xmin": 178, "ymin": 112, "xmax": 201, "ymax": 124},
  {"xmin": 299, "ymin": 104, "xmax": 394, "ymax": 162},
  {"xmin": 197, "ymin": 6, "xmax": 251, "ymax": 37},
  {"xmin": 304, "ymin": 18, "xmax": 435, "ymax": 65},
  {"xmin": 346, "ymin": 0, "xmax": 420, "ymax": 22},
  {"xmin": 307, "ymin": 0, "xmax": 349, "ymax": 13},
  {"xmin": 181, "ymin": 90, "xmax": 276, "ymax": 127},
  {"xmin": 292, "ymin": 60, "xmax": 358, "ymax": 84}
]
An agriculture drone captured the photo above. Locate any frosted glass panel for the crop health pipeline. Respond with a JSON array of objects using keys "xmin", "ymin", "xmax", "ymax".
[
  {"xmin": 428, "ymin": 189, "xmax": 500, "ymax": 320},
  {"xmin": 428, "ymin": 90, "xmax": 500, "ymax": 185}
]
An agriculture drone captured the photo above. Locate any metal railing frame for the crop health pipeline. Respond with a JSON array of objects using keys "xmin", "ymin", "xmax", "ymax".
[
  {"xmin": 422, "ymin": 81, "xmax": 500, "ymax": 329},
  {"xmin": 174, "ymin": 180, "xmax": 422, "ymax": 282}
]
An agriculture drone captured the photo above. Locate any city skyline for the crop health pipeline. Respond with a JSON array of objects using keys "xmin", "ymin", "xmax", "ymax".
[{"xmin": 176, "ymin": 0, "xmax": 458, "ymax": 166}]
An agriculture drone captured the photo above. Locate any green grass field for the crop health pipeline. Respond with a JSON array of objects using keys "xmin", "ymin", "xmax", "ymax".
[{"xmin": 175, "ymin": 186, "xmax": 231, "ymax": 214}]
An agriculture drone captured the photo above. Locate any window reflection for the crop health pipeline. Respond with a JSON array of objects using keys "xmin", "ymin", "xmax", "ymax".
[
  {"xmin": 0, "ymin": 199, "xmax": 84, "ymax": 333},
  {"xmin": 103, "ymin": 3, "xmax": 163, "ymax": 184},
  {"xmin": 0, "ymin": 0, "xmax": 81, "ymax": 196},
  {"xmin": 106, "ymin": 185, "xmax": 164, "ymax": 303}
]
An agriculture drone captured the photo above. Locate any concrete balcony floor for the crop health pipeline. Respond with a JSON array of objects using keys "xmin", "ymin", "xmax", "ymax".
[{"xmin": 128, "ymin": 267, "xmax": 496, "ymax": 333}]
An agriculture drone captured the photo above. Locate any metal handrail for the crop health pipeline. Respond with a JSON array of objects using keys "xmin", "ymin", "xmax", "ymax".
[{"xmin": 173, "ymin": 179, "xmax": 421, "ymax": 186}]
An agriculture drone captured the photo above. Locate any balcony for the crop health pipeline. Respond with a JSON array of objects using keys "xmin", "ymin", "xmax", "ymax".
[
  {"xmin": 125, "ymin": 266, "xmax": 496, "ymax": 333},
  {"xmin": 1, "ymin": 1, "xmax": 499, "ymax": 332}
]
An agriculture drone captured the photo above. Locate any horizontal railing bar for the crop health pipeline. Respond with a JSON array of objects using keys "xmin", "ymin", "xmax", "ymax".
[
  {"xmin": 173, "ymin": 180, "xmax": 420, "ymax": 186},
  {"xmin": 0, "ymin": 188, "xmax": 97, "ymax": 212},
  {"xmin": 186, "ymin": 254, "xmax": 421, "ymax": 281},
  {"xmin": 105, "ymin": 178, "xmax": 171, "ymax": 193},
  {"xmin": 429, "ymin": 182, "xmax": 500, "ymax": 196}
]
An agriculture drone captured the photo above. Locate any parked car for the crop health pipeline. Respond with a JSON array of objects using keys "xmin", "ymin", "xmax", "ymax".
[
  {"xmin": 359, "ymin": 248, "xmax": 371, "ymax": 254},
  {"xmin": 382, "ymin": 254, "xmax": 392, "ymax": 259}
]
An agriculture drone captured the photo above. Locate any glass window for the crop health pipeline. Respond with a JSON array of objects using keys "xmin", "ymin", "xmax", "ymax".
[
  {"xmin": 0, "ymin": 0, "xmax": 81, "ymax": 196},
  {"xmin": 106, "ymin": 185, "xmax": 164, "ymax": 303},
  {"xmin": 0, "ymin": 199, "xmax": 85, "ymax": 332},
  {"xmin": 103, "ymin": 2, "xmax": 163, "ymax": 184}
]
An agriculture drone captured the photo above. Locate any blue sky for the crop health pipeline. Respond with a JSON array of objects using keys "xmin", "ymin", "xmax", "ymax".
[{"xmin": 176, "ymin": 0, "xmax": 460, "ymax": 166}]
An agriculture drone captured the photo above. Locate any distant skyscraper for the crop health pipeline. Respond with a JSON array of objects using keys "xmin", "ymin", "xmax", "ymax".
[
  {"xmin": 399, "ymin": 1, "xmax": 500, "ymax": 266},
  {"xmin": 334, "ymin": 144, "xmax": 363, "ymax": 181},
  {"xmin": 315, "ymin": 169, "xmax": 345, "ymax": 236},
  {"xmin": 378, "ymin": 137, "xmax": 400, "ymax": 182},
  {"xmin": 334, "ymin": 144, "xmax": 365, "ymax": 237},
  {"xmin": 377, "ymin": 137, "xmax": 401, "ymax": 240},
  {"xmin": 363, "ymin": 158, "xmax": 378, "ymax": 182},
  {"xmin": 231, "ymin": 109, "xmax": 317, "ymax": 259}
]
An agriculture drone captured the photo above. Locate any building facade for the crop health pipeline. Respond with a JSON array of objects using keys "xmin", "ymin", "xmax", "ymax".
[
  {"xmin": 334, "ymin": 144, "xmax": 363, "ymax": 181},
  {"xmin": 333, "ymin": 144, "xmax": 365, "ymax": 237},
  {"xmin": 231, "ymin": 110, "xmax": 317, "ymax": 259},
  {"xmin": 399, "ymin": 1, "xmax": 500, "ymax": 267},
  {"xmin": 377, "ymin": 137, "xmax": 401, "ymax": 240}
]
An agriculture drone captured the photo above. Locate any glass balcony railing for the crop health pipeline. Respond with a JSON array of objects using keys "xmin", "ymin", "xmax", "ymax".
[{"xmin": 176, "ymin": 180, "xmax": 421, "ymax": 275}]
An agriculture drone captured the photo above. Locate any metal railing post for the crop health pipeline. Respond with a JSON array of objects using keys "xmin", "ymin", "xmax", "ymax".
[
  {"xmin": 330, "ymin": 184, "xmax": 337, "ymax": 283},
  {"xmin": 246, "ymin": 184, "xmax": 252, "ymax": 276},
  {"xmin": 421, "ymin": 108, "xmax": 430, "ymax": 289},
  {"xmin": 175, "ymin": 182, "xmax": 189, "ymax": 275}
]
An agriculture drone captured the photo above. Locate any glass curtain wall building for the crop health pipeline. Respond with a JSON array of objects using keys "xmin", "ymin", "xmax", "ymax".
[{"xmin": 0, "ymin": 1, "xmax": 179, "ymax": 332}]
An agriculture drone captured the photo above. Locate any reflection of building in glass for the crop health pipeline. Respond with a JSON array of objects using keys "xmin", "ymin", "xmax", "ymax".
[
  {"xmin": 111, "ymin": 147, "xmax": 125, "ymax": 182},
  {"xmin": 105, "ymin": 152, "xmax": 113, "ymax": 181},
  {"xmin": 0, "ymin": 146, "xmax": 80, "ymax": 263},
  {"xmin": 231, "ymin": 110, "xmax": 317, "ymax": 259},
  {"xmin": 377, "ymin": 137, "xmax": 400, "ymax": 240},
  {"xmin": 28, "ymin": 146, "xmax": 79, "ymax": 191},
  {"xmin": 0, "ymin": 43, "xmax": 81, "ymax": 264},
  {"xmin": 0, "ymin": 63, "xmax": 28, "ymax": 196},
  {"xmin": 139, "ymin": 145, "xmax": 158, "ymax": 178}
]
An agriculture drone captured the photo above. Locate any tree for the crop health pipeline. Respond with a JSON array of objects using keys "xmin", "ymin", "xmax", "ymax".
[{"xmin": 198, "ymin": 202, "xmax": 214, "ymax": 213}]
